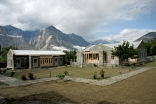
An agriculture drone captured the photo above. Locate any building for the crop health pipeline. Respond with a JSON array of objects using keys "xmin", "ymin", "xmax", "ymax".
[
  {"xmin": 7, "ymin": 49, "xmax": 66, "ymax": 69},
  {"xmin": 75, "ymin": 40, "xmax": 147, "ymax": 67}
]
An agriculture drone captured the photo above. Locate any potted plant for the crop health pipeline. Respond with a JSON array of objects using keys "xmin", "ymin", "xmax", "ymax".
[{"xmin": 100, "ymin": 69, "xmax": 105, "ymax": 78}]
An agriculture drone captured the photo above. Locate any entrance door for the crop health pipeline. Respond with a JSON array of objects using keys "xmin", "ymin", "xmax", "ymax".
[
  {"xmin": 54, "ymin": 57, "xmax": 58, "ymax": 66},
  {"xmin": 16, "ymin": 58, "xmax": 21, "ymax": 68},
  {"xmin": 33, "ymin": 58, "xmax": 38, "ymax": 67},
  {"xmin": 103, "ymin": 52, "xmax": 107, "ymax": 63}
]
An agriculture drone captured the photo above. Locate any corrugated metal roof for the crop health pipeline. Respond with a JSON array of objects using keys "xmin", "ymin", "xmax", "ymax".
[{"xmin": 12, "ymin": 50, "xmax": 65, "ymax": 56}]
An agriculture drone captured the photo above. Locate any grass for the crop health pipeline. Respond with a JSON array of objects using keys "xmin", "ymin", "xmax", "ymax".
[
  {"xmin": 2, "ymin": 66, "xmax": 131, "ymax": 80},
  {"xmin": 143, "ymin": 61, "xmax": 156, "ymax": 67}
]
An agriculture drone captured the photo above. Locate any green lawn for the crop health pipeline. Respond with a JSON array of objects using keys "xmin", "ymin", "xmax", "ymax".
[
  {"xmin": 2, "ymin": 66, "xmax": 131, "ymax": 80},
  {"xmin": 143, "ymin": 61, "xmax": 156, "ymax": 67}
]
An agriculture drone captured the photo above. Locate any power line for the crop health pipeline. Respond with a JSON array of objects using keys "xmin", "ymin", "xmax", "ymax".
[
  {"xmin": 51, "ymin": 0, "xmax": 79, "ymax": 24},
  {"xmin": 56, "ymin": 0, "xmax": 89, "ymax": 25}
]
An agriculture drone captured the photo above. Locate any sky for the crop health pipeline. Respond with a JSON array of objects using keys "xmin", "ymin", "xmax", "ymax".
[{"xmin": 0, "ymin": 0, "xmax": 156, "ymax": 43}]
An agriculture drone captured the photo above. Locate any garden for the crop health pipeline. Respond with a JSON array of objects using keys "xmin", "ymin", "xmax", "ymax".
[{"xmin": 1, "ymin": 66, "xmax": 135, "ymax": 80}]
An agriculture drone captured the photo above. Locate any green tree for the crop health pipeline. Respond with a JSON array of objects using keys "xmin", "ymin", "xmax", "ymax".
[
  {"xmin": 111, "ymin": 41, "xmax": 138, "ymax": 66},
  {"xmin": 64, "ymin": 50, "xmax": 76, "ymax": 64},
  {"xmin": 145, "ymin": 38, "xmax": 156, "ymax": 56},
  {"xmin": 0, "ymin": 46, "xmax": 18, "ymax": 62}
]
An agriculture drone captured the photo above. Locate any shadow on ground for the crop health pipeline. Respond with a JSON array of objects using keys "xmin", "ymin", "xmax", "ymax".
[
  {"xmin": 6, "ymin": 91, "xmax": 77, "ymax": 104},
  {"xmin": 97, "ymin": 100, "xmax": 115, "ymax": 104}
]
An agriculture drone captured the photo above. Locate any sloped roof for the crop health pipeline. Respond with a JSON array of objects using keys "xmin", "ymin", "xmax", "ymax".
[
  {"xmin": 11, "ymin": 49, "xmax": 65, "ymax": 56},
  {"xmin": 83, "ymin": 44, "xmax": 95, "ymax": 51},
  {"xmin": 105, "ymin": 40, "xmax": 142, "ymax": 49}
]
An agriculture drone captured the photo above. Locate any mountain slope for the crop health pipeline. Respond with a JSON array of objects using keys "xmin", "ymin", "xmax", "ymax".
[
  {"xmin": 0, "ymin": 26, "xmax": 36, "ymax": 50},
  {"xmin": 3, "ymin": 25, "xmax": 40, "ymax": 42},
  {"xmin": 91, "ymin": 39, "xmax": 110, "ymax": 44},
  {"xmin": 135, "ymin": 32, "xmax": 156, "ymax": 42},
  {"xmin": 29, "ymin": 25, "xmax": 89, "ymax": 50}
]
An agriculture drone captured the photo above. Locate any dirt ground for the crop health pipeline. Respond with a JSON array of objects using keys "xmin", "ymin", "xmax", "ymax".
[{"xmin": 0, "ymin": 68, "xmax": 156, "ymax": 104}]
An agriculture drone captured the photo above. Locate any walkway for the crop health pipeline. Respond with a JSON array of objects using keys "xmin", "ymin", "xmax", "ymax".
[{"xmin": 0, "ymin": 67, "xmax": 154, "ymax": 87}]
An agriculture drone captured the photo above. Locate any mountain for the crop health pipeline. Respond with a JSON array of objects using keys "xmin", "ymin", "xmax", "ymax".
[
  {"xmin": 29, "ymin": 25, "xmax": 89, "ymax": 50},
  {"xmin": 135, "ymin": 32, "xmax": 156, "ymax": 42},
  {"xmin": 0, "ymin": 26, "xmax": 36, "ymax": 50},
  {"xmin": 91, "ymin": 39, "xmax": 110, "ymax": 44},
  {"xmin": 0, "ymin": 26, "xmax": 8, "ymax": 35},
  {"xmin": 3, "ymin": 25, "xmax": 40, "ymax": 42}
]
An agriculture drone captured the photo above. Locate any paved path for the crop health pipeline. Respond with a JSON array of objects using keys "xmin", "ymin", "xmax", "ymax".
[{"xmin": 0, "ymin": 67, "xmax": 154, "ymax": 87}]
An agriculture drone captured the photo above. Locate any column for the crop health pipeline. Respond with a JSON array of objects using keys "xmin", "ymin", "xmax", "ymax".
[{"xmin": 29, "ymin": 56, "xmax": 31, "ymax": 69}]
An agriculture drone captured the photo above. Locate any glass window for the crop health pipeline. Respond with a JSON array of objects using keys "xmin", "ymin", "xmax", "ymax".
[
  {"xmin": 16, "ymin": 59, "xmax": 20, "ymax": 64},
  {"xmin": 34, "ymin": 59, "xmax": 37, "ymax": 63}
]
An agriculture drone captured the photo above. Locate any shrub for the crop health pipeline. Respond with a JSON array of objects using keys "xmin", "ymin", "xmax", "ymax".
[
  {"xmin": 0, "ymin": 69, "xmax": 2, "ymax": 74},
  {"xmin": 3, "ymin": 69, "xmax": 6, "ymax": 73},
  {"xmin": 21, "ymin": 73, "xmax": 27, "ymax": 80},
  {"xmin": 65, "ymin": 64, "xmax": 67, "ymax": 67},
  {"xmin": 11, "ymin": 72, "xmax": 15, "ymax": 77},
  {"xmin": 100, "ymin": 69, "xmax": 105, "ymax": 78},
  {"xmin": 93, "ymin": 72, "xmax": 97, "ymax": 79},
  {"xmin": 63, "ymin": 70, "xmax": 68, "ymax": 75},
  {"xmin": 56, "ymin": 73, "xmax": 65, "ymax": 80},
  {"xmin": 28, "ymin": 73, "xmax": 36, "ymax": 80},
  {"xmin": 130, "ymin": 64, "xmax": 136, "ymax": 69}
]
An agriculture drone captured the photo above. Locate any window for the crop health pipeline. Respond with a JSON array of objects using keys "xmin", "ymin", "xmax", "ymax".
[
  {"xmin": 45, "ymin": 58, "xmax": 48, "ymax": 63},
  {"xmin": 16, "ymin": 59, "xmax": 20, "ymax": 64},
  {"xmin": 51, "ymin": 58, "xmax": 53, "ymax": 63},
  {"xmin": 40, "ymin": 58, "xmax": 42, "ymax": 64},
  {"xmin": 55, "ymin": 59, "xmax": 57, "ymax": 62},
  {"xmin": 60, "ymin": 58, "xmax": 62, "ymax": 62},
  {"xmin": 34, "ymin": 59, "xmax": 37, "ymax": 63}
]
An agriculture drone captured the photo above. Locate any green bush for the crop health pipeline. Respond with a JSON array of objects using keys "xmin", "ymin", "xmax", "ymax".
[
  {"xmin": 93, "ymin": 72, "xmax": 97, "ymax": 79},
  {"xmin": 21, "ymin": 73, "xmax": 27, "ymax": 80},
  {"xmin": 28, "ymin": 73, "xmax": 36, "ymax": 80},
  {"xmin": 100, "ymin": 69, "xmax": 105, "ymax": 78},
  {"xmin": 56, "ymin": 73, "xmax": 65, "ymax": 80},
  {"xmin": 3, "ymin": 69, "xmax": 6, "ymax": 73},
  {"xmin": 11, "ymin": 72, "xmax": 15, "ymax": 77},
  {"xmin": 63, "ymin": 70, "xmax": 68, "ymax": 75},
  {"xmin": 130, "ymin": 64, "xmax": 136, "ymax": 69}
]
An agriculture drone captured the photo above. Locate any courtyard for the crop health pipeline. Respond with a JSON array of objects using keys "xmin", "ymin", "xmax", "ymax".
[{"xmin": 0, "ymin": 61, "xmax": 156, "ymax": 104}]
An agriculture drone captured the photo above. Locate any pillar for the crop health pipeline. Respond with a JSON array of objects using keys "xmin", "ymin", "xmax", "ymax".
[{"xmin": 29, "ymin": 56, "xmax": 31, "ymax": 69}]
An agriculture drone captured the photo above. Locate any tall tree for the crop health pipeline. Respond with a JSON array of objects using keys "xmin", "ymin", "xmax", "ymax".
[
  {"xmin": 63, "ymin": 50, "xmax": 76, "ymax": 64},
  {"xmin": 0, "ymin": 46, "xmax": 18, "ymax": 62},
  {"xmin": 111, "ymin": 41, "xmax": 138, "ymax": 66},
  {"xmin": 145, "ymin": 38, "xmax": 156, "ymax": 56}
]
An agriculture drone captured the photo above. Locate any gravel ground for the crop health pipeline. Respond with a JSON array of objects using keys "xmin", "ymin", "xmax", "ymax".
[{"xmin": 0, "ymin": 68, "xmax": 156, "ymax": 104}]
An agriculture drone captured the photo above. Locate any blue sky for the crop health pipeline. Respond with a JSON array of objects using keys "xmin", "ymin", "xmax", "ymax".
[{"xmin": 0, "ymin": 0, "xmax": 156, "ymax": 42}]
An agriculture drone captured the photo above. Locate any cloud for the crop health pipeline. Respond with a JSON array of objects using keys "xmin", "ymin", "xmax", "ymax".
[
  {"xmin": 0, "ymin": 0, "xmax": 156, "ymax": 41},
  {"xmin": 101, "ymin": 28, "xmax": 156, "ymax": 42}
]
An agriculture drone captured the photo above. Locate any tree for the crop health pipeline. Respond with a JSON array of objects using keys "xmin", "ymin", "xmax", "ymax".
[
  {"xmin": 145, "ymin": 38, "xmax": 156, "ymax": 56},
  {"xmin": 63, "ymin": 50, "xmax": 76, "ymax": 64},
  {"xmin": 111, "ymin": 41, "xmax": 138, "ymax": 66},
  {"xmin": 0, "ymin": 46, "xmax": 18, "ymax": 62}
]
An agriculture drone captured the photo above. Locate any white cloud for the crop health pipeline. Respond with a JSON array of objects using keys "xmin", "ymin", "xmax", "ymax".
[
  {"xmin": 0, "ymin": 0, "xmax": 155, "ymax": 41},
  {"xmin": 101, "ymin": 29, "xmax": 156, "ymax": 42}
]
